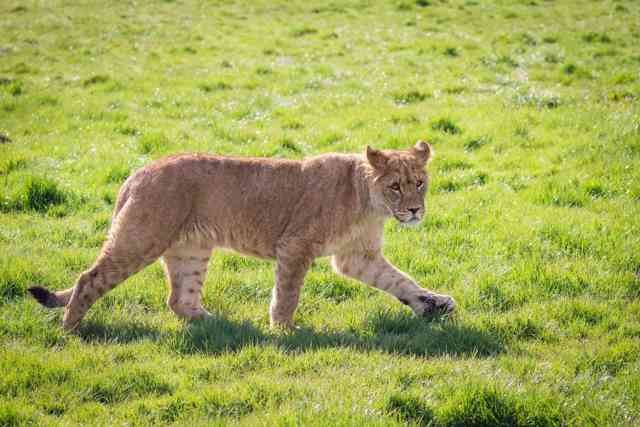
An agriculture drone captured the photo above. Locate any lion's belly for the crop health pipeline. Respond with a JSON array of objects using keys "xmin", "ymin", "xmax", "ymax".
[
  {"xmin": 212, "ymin": 233, "xmax": 278, "ymax": 260},
  {"xmin": 224, "ymin": 242, "xmax": 277, "ymax": 260},
  {"xmin": 178, "ymin": 217, "xmax": 278, "ymax": 260}
]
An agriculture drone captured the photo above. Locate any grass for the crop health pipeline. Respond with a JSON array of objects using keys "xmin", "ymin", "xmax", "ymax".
[
  {"xmin": 1, "ymin": 176, "xmax": 68, "ymax": 213},
  {"xmin": 0, "ymin": 0, "xmax": 639, "ymax": 425}
]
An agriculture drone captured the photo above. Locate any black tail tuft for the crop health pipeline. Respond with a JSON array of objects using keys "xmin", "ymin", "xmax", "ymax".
[{"xmin": 28, "ymin": 286, "xmax": 61, "ymax": 308}]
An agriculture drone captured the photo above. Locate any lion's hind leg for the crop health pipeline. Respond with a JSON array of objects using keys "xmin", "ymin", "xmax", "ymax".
[
  {"xmin": 61, "ymin": 195, "xmax": 189, "ymax": 331},
  {"xmin": 62, "ymin": 252, "xmax": 160, "ymax": 331},
  {"xmin": 162, "ymin": 243, "xmax": 212, "ymax": 320}
]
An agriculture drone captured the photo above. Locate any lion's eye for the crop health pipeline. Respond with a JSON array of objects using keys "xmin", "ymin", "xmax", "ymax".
[
  {"xmin": 416, "ymin": 180, "xmax": 424, "ymax": 189},
  {"xmin": 390, "ymin": 183, "xmax": 401, "ymax": 192}
]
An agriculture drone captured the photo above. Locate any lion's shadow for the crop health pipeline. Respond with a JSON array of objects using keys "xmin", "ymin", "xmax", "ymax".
[{"xmin": 78, "ymin": 310, "xmax": 504, "ymax": 358}]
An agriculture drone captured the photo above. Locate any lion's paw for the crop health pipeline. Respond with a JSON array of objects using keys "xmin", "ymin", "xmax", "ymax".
[{"xmin": 401, "ymin": 291, "xmax": 455, "ymax": 319}]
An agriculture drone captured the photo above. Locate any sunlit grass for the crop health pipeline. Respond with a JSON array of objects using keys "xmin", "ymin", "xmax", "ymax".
[{"xmin": 1, "ymin": 0, "xmax": 639, "ymax": 425}]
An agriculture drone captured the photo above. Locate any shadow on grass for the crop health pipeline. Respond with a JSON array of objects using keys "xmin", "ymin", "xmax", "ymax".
[
  {"xmin": 78, "ymin": 319, "xmax": 165, "ymax": 344},
  {"xmin": 76, "ymin": 310, "xmax": 504, "ymax": 358},
  {"xmin": 77, "ymin": 310, "xmax": 504, "ymax": 358}
]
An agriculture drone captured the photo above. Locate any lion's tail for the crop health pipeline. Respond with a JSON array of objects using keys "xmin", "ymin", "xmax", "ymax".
[{"xmin": 28, "ymin": 286, "xmax": 72, "ymax": 308}]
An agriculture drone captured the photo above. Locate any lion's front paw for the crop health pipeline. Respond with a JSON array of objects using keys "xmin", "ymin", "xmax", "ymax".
[{"xmin": 404, "ymin": 292, "xmax": 455, "ymax": 319}]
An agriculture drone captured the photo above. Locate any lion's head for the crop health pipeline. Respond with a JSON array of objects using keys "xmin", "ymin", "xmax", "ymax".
[{"xmin": 366, "ymin": 141, "xmax": 433, "ymax": 226}]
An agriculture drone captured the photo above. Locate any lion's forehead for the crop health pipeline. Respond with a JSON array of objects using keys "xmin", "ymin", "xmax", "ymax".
[{"xmin": 385, "ymin": 158, "xmax": 425, "ymax": 181}]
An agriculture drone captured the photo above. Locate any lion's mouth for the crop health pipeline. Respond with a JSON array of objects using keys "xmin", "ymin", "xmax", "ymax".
[{"xmin": 395, "ymin": 215, "xmax": 422, "ymax": 227}]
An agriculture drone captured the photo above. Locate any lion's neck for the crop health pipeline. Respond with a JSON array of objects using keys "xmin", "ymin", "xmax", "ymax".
[{"xmin": 353, "ymin": 160, "xmax": 388, "ymax": 220}]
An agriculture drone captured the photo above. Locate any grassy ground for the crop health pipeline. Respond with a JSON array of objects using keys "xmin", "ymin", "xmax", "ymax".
[{"xmin": 1, "ymin": 0, "xmax": 639, "ymax": 425}]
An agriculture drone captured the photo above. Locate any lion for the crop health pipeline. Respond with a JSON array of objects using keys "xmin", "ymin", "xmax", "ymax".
[{"xmin": 28, "ymin": 141, "xmax": 455, "ymax": 331}]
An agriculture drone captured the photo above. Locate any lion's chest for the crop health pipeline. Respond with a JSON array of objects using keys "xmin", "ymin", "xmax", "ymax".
[{"xmin": 316, "ymin": 216, "xmax": 382, "ymax": 257}]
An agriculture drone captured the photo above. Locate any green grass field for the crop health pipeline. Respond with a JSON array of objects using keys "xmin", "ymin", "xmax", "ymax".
[{"xmin": 1, "ymin": 0, "xmax": 639, "ymax": 425}]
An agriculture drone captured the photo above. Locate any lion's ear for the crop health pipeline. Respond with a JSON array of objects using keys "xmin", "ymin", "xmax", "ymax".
[
  {"xmin": 366, "ymin": 145, "xmax": 389, "ymax": 170},
  {"xmin": 412, "ymin": 140, "xmax": 433, "ymax": 166}
]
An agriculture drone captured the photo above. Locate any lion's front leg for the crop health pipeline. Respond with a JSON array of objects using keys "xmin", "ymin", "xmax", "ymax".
[
  {"xmin": 332, "ymin": 250, "xmax": 455, "ymax": 318},
  {"xmin": 269, "ymin": 254, "xmax": 312, "ymax": 329}
]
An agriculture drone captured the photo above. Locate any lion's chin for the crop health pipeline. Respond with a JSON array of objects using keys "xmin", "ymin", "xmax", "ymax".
[{"xmin": 397, "ymin": 217, "xmax": 422, "ymax": 227}]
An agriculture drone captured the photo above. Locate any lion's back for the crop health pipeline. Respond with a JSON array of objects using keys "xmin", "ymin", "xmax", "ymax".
[{"xmin": 110, "ymin": 151, "xmax": 368, "ymax": 258}]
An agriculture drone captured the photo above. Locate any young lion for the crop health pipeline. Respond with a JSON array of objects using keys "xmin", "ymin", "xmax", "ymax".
[{"xmin": 29, "ymin": 141, "xmax": 455, "ymax": 330}]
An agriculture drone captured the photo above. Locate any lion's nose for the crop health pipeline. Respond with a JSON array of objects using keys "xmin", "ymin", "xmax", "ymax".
[{"xmin": 408, "ymin": 207, "xmax": 420, "ymax": 215}]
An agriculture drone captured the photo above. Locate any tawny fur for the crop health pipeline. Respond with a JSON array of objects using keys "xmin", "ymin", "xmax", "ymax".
[{"xmin": 28, "ymin": 142, "xmax": 455, "ymax": 331}]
